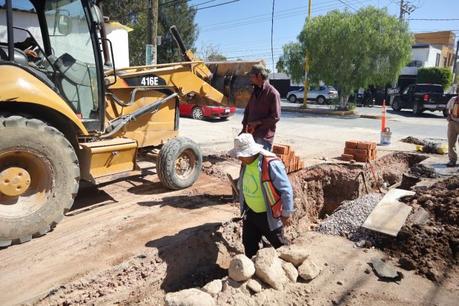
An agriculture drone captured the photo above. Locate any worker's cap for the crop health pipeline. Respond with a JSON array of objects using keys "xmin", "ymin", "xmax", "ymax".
[
  {"xmin": 247, "ymin": 64, "xmax": 268, "ymax": 76},
  {"xmin": 228, "ymin": 133, "xmax": 274, "ymax": 158}
]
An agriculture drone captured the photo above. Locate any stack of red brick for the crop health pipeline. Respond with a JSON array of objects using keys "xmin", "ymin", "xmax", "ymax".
[
  {"xmin": 272, "ymin": 144, "xmax": 304, "ymax": 173},
  {"xmin": 341, "ymin": 140, "xmax": 377, "ymax": 162}
]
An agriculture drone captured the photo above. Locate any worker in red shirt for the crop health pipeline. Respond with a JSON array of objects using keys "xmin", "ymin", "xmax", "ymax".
[{"xmin": 241, "ymin": 64, "xmax": 281, "ymax": 151}]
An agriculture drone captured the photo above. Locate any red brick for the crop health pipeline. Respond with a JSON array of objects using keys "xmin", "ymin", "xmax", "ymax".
[
  {"xmin": 357, "ymin": 141, "xmax": 377, "ymax": 150},
  {"xmin": 370, "ymin": 148, "xmax": 377, "ymax": 160},
  {"xmin": 354, "ymin": 152, "xmax": 369, "ymax": 162},
  {"xmin": 344, "ymin": 148, "xmax": 356, "ymax": 156},
  {"xmin": 298, "ymin": 160, "xmax": 304, "ymax": 169},
  {"xmin": 345, "ymin": 140, "xmax": 359, "ymax": 149},
  {"xmin": 273, "ymin": 144, "xmax": 290, "ymax": 155},
  {"xmin": 357, "ymin": 142, "xmax": 371, "ymax": 150},
  {"xmin": 341, "ymin": 154, "xmax": 354, "ymax": 161}
]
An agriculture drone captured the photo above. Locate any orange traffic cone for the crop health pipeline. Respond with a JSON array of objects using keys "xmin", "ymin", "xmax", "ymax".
[
  {"xmin": 380, "ymin": 99, "xmax": 392, "ymax": 145},
  {"xmin": 381, "ymin": 99, "xmax": 387, "ymax": 132}
]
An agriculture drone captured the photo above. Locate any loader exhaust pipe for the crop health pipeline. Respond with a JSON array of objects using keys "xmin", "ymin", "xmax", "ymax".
[{"xmin": 169, "ymin": 25, "xmax": 190, "ymax": 61}]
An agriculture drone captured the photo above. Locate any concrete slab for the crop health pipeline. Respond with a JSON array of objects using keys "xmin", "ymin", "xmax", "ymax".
[
  {"xmin": 362, "ymin": 189, "xmax": 415, "ymax": 237},
  {"xmin": 419, "ymin": 155, "xmax": 458, "ymax": 177}
]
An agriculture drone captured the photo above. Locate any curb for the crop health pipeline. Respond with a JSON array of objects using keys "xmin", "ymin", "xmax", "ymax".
[
  {"xmin": 281, "ymin": 106, "xmax": 357, "ymax": 117},
  {"xmin": 359, "ymin": 114, "xmax": 382, "ymax": 119},
  {"xmin": 358, "ymin": 114, "xmax": 394, "ymax": 120}
]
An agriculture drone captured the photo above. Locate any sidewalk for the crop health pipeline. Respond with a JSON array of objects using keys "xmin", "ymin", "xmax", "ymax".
[
  {"xmin": 281, "ymin": 102, "xmax": 357, "ymax": 117},
  {"xmin": 281, "ymin": 101, "xmax": 390, "ymax": 120}
]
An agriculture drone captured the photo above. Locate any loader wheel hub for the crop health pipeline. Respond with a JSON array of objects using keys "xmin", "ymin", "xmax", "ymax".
[
  {"xmin": 0, "ymin": 167, "xmax": 31, "ymax": 197},
  {"xmin": 175, "ymin": 149, "xmax": 196, "ymax": 179}
]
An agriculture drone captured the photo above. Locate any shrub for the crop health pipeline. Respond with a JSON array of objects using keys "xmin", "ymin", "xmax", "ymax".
[{"xmin": 417, "ymin": 68, "xmax": 452, "ymax": 89}]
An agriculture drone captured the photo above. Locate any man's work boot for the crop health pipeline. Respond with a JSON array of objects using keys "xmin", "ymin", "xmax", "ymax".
[{"xmin": 446, "ymin": 160, "xmax": 457, "ymax": 167}]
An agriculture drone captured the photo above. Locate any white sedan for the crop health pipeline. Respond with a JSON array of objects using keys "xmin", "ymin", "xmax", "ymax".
[{"xmin": 287, "ymin": 86, "xmax": 338, "ymax": 104}]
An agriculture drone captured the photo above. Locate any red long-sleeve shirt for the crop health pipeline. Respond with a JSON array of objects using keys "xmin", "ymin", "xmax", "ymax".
[{"xmin": 242, "ymin": 81, "xmax": 281, "ymax": 144}]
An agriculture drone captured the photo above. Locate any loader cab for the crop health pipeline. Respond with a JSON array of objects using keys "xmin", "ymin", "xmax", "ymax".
[{"xmin": 0, "ymin": 0, "xmax": 106, "ymax": 131}]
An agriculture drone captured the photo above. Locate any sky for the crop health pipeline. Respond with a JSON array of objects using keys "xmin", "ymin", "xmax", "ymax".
[{"xmin": 191, "ymin": 0, "xmax": 459, "ymax": 72}]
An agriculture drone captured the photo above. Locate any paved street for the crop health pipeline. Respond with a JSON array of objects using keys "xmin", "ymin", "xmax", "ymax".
[{"xmin": 180, "ymin": 101, "xmax": 449, "ymax": 163}]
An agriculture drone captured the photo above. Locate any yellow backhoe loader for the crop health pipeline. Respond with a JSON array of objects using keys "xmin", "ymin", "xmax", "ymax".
[{"xmin": 0, "ymin": 0, "xmax": 234, "ymax": 246}]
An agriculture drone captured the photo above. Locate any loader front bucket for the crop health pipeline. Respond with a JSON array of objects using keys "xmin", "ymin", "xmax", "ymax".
[{"xmin": 206, "ymin": 60, "xmax": 265, "ymax": 108}]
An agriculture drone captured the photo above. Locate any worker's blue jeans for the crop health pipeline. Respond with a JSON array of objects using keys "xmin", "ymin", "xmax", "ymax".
[{"xmin": 254, "ymin": 137, "xmax": 272, "ymax": 151}]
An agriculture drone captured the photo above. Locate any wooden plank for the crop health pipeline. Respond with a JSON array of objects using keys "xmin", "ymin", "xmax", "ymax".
[{"xmin": 362, "ymin": 189, "xmax": 415, "ymax": 237}]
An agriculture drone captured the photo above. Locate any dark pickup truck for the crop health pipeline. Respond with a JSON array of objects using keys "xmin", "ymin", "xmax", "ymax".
[{"xmin": 391, "ymin": 83, "xmax": 457, "ymax": 116}]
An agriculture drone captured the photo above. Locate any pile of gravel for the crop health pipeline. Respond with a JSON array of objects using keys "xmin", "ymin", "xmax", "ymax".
[{"xmin": 317, "ymin": 193, "xmax": 384, "ymax": 242}]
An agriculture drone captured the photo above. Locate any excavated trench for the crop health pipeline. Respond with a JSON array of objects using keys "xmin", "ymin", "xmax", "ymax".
[
  {"xmin": 152, "ymin": 152, "xmax": 428, "ymax": 292},
  {"xmin": 39, "ymin": 153, "xmax": 432, "ymax": 304}
]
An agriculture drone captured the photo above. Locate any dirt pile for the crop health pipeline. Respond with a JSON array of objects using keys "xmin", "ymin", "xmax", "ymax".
[
  {"xmin": 381, "ymin": 176, "xmax": 459, "ymax": 282},
  {"xmin": 202, "ymin": 154, "xmax": 238, "ymax": 179},
  {"xmin": 36, "ymin": 250, "xmax": 167, "ymax": 305},
  {"xmin": 36, "ymin": 221, "xmax": 244, "ymax": 305}
]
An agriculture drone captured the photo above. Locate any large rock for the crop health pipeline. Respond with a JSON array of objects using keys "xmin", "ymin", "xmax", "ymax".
[
  {"xmin": 277, "ymin": 245, "xmax": 309, "ymax": 266},
  {"xmin": 298, "ymin": 258, "xmax": 321, "ymax": 281},
  {"xmin": 228, "ymin": 254, "xmax": 255, "ymax": 282},
  {"xmin": 202, "ymin": 279, "xmax": 223, "ymax": 296},
  {"xmin": 281, "ymin": 261, "xmax": 298, "ymax": 282},
  {"xmin": 253, "ymin": 248, "xmax": 289, "ymax": 290},
  {"xmin": 165, "ymin": 288, "xmax": 215, "ymax": 306}
]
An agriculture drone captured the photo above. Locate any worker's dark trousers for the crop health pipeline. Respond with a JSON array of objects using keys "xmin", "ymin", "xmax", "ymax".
[{"xmin": 242, "ymin": 208, "xmax": 287, "ymax": 258}]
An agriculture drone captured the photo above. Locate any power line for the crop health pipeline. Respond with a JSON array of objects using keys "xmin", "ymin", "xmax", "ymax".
[
  {"xmin": 200, "ymin": 0, "xmax": 371, "ymax": 33},
  {"xmin": 159, "ymin": 0, "xmax": 187, "ymax": 7},
  {"xmin": 160, "ymin": 0, "xmax": 226, "ymax": 9},
  {"xmin": 335, "ymin": 0, "xmax": 358, "ymax": 11},
  {"xmin": 195, "ymin": 0, "xmax": 239, "ymax": 11},
  {"xmin": 199, "ymin": 0, "xmax": 356, "ymax": 30},
  {"xmin": 191, "ymin": 0, "xmax": 219, "ymax": 7},
  {"xmin": 408, "ymin": 18, "xmax": 459, "ymax": 21}
]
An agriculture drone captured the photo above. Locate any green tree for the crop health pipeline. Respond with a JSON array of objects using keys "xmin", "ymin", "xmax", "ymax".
[
  {"xmin": 417, "ymin": 67, "xmax": 453, "ymax": 89},
  {"xmin": 101, "ymin": 0, "xmax": 198, "ymax": 66},
  {"xmin": 280, "ymin": 7, "xmax": 412, "ymax": 108},
  {"xmin": 276, "ymin": 42, "xmax": 304, "ymax": 84},
  {"xmin": 199, "ymin": 44, "xmax": 227, "ymax": 61}
]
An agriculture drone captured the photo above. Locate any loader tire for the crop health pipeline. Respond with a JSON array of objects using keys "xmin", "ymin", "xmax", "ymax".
[
  {"xmin": 0, "ymin": 115, "xmax": 79, "ymax": 247},
  {"xmin": 157, "ymin": 137, "xmax": 202, "ymax": 190}
]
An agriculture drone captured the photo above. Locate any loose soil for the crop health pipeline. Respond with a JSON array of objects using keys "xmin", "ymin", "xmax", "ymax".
[
  {"xmin": 380, "ymin": 176, "xmax": 459, "ymax": 282},
  {"xmin": 2, "ymin": 152, "xmax": 458, "ymax": 306}
]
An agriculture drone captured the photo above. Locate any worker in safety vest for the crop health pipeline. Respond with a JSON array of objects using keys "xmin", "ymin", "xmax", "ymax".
[
  {"xmin": 228, "ymin": 133, "xmax": 295, "ymax": 258},
  {"xmin": 446, "ymin": 95, "xmax": 459, "ymax": 168}
]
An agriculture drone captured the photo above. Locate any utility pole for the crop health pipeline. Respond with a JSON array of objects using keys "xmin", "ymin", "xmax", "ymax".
[
  {"xmin": 303, "ymin": 0, "xmax": 312, "ymax": 108},
  {"xmin": 399, "ymin": 0, "xmax": 404, "ymax": 20},
  {"xmin": 399, "ymin": 0, "xmax": 416, "ymax": 21},
  {"xmin": 152, "ymin": 0, "xmax": 159, "ymax": 65},
  {"xmin": 146, "ymin": 0, "xmax": 159, "ymax": 65}
]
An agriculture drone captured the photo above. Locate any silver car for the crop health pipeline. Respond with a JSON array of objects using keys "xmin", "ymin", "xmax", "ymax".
[{"xmin": 286, "ymin": 86, "xmax": 338, "ymax": 104}]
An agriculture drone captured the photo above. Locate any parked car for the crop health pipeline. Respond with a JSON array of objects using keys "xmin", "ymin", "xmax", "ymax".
[
  {"xmin": 179, "ymin": 102, "xmax": 236, "ymax": 120},
  {"xmin": 286, "ymin": 86, "xmax": 338, "ymax": 104},
  {"xmin": 391, "ymin": 83, "xmax": 457, "ymax": 116}
]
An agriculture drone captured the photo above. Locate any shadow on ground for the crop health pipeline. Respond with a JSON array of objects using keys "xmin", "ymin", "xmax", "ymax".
[
  {"xmin": 138, "ymin": 194, "xmax": 235, "ymax": 209},
  {"xmin": 387, "ymin": 109, "xmax": 445, "ymax": 119},
  {"xmin": 145, "ymin": 222, "xmax": 239, "ymax": 292}
]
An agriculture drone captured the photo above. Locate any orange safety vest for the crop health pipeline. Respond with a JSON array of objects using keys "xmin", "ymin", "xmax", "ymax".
[
  {"xmin": 261, "ymin": 156, "xmax": 283, "ymax": 219},
  {"xmin": 452, "ymin": 96, "xmax": 459, "ymax": 119}
]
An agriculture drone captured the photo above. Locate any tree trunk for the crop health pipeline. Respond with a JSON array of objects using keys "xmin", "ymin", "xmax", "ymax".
[{"xmin": 339, "ymin": 95, "xmax": 349, "ymax": 110}]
